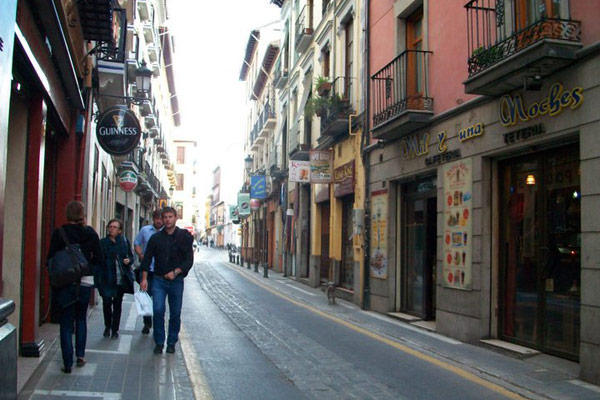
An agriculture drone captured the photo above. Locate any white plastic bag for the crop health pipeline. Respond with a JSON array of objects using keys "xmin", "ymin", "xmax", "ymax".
[{"xmin": 134, "ymin": 290, "xmax": 153, "ymax": 317}]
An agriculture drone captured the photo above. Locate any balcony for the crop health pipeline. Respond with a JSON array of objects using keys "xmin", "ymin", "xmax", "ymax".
[
  {"xmin": 295, "ymin": 5, "xmax": 313, "ymax": 53},
  {"xmin": 147, "ymin": 45, "xmax": 159, "ymax": 63},
  {"xmin": 371, "ymin": 50, "xmax": 433, "ymax": 140},
  {"xmin": 273, "ymin": 59, "xmax": 289, "ymax": 89},
  {"xmin": 142, "ymin": 22, "xmax": 157, "ymax": 45},
  {"xmin": 318, "ymin": 77, "xmax": 354, "ymax": 138},
  {"xmin": 137, "ymin": 0, "xmax": 152, "ymax": 21},
  {"xmin": 288, "ymin": 122, "xmax": 310, "ymax": 160},
  {"xmin": 464, "ymin": 0, "xmax": 582, "ymax": 95}
]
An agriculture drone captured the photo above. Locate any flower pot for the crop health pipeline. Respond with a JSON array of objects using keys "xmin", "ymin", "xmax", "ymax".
[{"xmin": 317, "ymin": 82, "xmax": 332, "ymax": 97}]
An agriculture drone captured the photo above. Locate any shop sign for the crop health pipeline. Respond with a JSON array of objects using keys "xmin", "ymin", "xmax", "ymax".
[
  {"xmin": 289, "ymin": 160, "xmax": 310, "ymax": 183},
  {"xmin": 458, "ymin": 123, "xmax": 484, "ymax": 142},
  {"xmin": 334, "ymin": 161, "xmax": 355, "ymax": 197},
  {"xmin": 370, "ymin": 190, "xmax": 388, "ymax": 279},
  {"xmin": 503, "ymin": 123, "xmax": 546, "ymax": 145},
  {"xmin": 310, "ymin": 150, "xmax": 332, "ymax": 183},
  {"xmin": 250, "ymin": 175, "xmax": 267, "ymax": 199},
  {"xmin": 229, "ymin": 205, "xmax": 239, "ymax": 223},
  {"xmin": 400, "ymin": 132, "xmax": 430, "ymax": 159},
  {"xmin": 499, "ymin": 82, "xmax": 583, "ymax": 127},
  {"xmin": 442, "ymin": 159, "xmax": 473, "ymax": 290},
  {"xmin": 118, "ymin": 170, "xmax": 137, "ymax": 192},
  {"xmin": 250, "ymin": 198, "xmax": 261, "ymax": 210},
  {"xmin": 238, "ymin": 192, "xmax": 250, "ymax": 217},
  {"xmin": 96, "ymin": 105, "xmax": 141, "ymax": 155},
  {"xmin": 425, "ymin": 149, "xmax": 461, "ymax": 166},
  {"xmin": 315, "ymin": 183, "xmax": 330, "ymax": 203}
]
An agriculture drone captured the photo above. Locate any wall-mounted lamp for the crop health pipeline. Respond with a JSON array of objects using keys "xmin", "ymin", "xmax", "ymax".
[
  {"xmin": 526, "ymin": 174, "xmax": 536, "ymax": 185},
  {"xmin": 244, "ymin": 155, "xmax": 254, "ymax": 172}
]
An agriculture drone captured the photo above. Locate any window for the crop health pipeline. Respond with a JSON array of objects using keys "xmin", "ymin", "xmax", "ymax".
[
  {"xmin": 322, "ymin": 0, "xmax": 330, "ymax": 16},
  {"xmin": 406, "ymin": 7, "xmax": 424, "ymax": 108},
  {"xmin": 176, "ymin": 203, "xmax": 184, "ymax": 221},
  {"xmin": 515, "ymin": 0, "xmax": 562, "ymax": 31},
  {"xmin": 344, "ymin": 17, "xmax": 354, "ymax": 99},
  {"xmin": 176, "ymin": 146, "xmax": 185, "ymax": 164},
  {"xmin": 176, "ymin": 173, "xmax": 184, "ymax": 191},
  {"xmin": 321, "ymin": 46, "xmax": 330, "ymax": 78}
]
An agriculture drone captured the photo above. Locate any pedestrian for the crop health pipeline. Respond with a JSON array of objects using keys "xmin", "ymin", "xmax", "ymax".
[
  {"xmin": 47, "ymin": 201, "xmax": 102, "ymax": 373},
  {"xmin": 98, "ymin": 218, "xmax": 134, "ymax": 339},
  {"xmin": 133, "ymin": 210, "xmax": 163, "ymax": 334},
  {"xmin": 140, "ymin": 207, "xmax": 193, "ymax": 354}
]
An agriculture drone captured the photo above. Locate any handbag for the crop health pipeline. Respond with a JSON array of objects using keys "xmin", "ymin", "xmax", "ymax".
[{"xmin": 117, "ymin": 258, "xmax": 135, "ymax": 294}]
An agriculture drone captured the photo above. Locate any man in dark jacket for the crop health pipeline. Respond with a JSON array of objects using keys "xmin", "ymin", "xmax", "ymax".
[{"xmin": 140, "ymin": 207, "xmax": 194, "ymax": 354}]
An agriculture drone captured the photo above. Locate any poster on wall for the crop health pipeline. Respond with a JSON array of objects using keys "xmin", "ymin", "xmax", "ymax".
[
  {"xmin": 442, "ymin": 158, "xmax": 472, "ymax": 290},
  {"xmin": 289, "ymin": 160, "xmax": 310, "ymax": 183},
  {"xmin": 370, "ymin": 189, "xmax": 388, "ymax": 279}
]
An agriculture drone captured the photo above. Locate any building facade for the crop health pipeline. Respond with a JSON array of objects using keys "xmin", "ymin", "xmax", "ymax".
[
  {"xmin": 0, "ymin": 0, "xmax": 177, "ymax": 358},
  {"xmin": 368, "ymin": 0, "xmax": 600, "ymax": 384}
]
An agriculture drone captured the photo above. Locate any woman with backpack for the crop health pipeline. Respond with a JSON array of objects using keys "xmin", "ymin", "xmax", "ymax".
[
  {"xmin": 98, "ymin": 218, "xmax": 134, "ymax": 339},
  {"xmin": 47, "ymin": 201, "xmax": 102, "ymax": 373}
]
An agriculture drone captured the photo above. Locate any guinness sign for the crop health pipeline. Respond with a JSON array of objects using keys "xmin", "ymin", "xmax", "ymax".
[{"xmin": 96, "ymin": 106, "xmax": 142, "ymax": 155}]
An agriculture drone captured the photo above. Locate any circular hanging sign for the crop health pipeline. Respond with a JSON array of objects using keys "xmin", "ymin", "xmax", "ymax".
[
  {"xmin": 119, "ymin": 170, "xmax": 138, "ymax": 192},
  {"xmin": 96, "ymin": 105, "xmax": 142, "ymax": 155},
  {"xmin": 250, "ymin": 198, "xmax": 261, "ymax": 210}
]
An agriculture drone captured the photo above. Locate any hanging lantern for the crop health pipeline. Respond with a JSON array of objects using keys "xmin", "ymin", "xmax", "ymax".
[{"xmin": 526, "ymin": 174, "xmax": 536, "ymax": 185}]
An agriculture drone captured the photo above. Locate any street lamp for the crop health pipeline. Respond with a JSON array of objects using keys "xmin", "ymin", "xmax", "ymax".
[
  {"xmin": 169, "ymin": 186, "xmax": 175, "ymax": 204},
  {"xmin": 244, "ymin": 155, "xmax": 254, "ymax": 172},
  {"xmin": 135, "ymin": 61, "xmax": 153, "ymax": 97}
]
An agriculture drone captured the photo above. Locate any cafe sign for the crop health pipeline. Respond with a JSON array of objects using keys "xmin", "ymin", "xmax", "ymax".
[
  {"xmin": 334, "ymin": 160, "xmax": 355, "ymax": 197},
  {"xmin": 499, "ymin": 82, "xmax": 583, "ymax": 127},
  {"xmin": 118, "ymin": 170, "xmax": 137, "ymax": 192},
  {"xmin": 96, "ymin": 105, "xmax": 142, "ymax": 155}
]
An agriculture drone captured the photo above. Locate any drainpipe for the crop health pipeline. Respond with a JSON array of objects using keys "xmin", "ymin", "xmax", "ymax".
[{"xmin": 360, "ymin": 0, "xmax": 371, "ymax": 310}]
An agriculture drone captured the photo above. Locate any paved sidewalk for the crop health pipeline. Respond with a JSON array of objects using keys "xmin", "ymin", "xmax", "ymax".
[
  {"xmin": 214, "ymin": 250, "xmax": 600, "ymax": 400},
  {"xmin": 18, "ymin": 295, "xmax": 194, "ymax": 400}
]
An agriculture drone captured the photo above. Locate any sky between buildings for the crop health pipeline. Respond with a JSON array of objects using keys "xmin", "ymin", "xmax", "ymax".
[{"xmin": 170, "ymin": 0, "xmax": 281, "ymax": 208}]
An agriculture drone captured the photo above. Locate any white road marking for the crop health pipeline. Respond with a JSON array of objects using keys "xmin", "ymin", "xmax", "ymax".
[
  {"xmin": 33, "ymin": 389, "xmax": 120, "ymax": 399},
  {"xmin": 86, "ymin": 334, "xmax": 132, "ymax": 355},
  {"xmin": 124, "ymin": 301, "xmax": 138, "ymax": 331},
  {"xmin": 365, "ymin": 311, "xmax": 462, "ymax": 345}
]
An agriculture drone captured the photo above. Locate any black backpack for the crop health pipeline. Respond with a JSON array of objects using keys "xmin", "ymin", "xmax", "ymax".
[{"xmin": 48, "ymin": 227, "xmax": 90, "ymax": 288}]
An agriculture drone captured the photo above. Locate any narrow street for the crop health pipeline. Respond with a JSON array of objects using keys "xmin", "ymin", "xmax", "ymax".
[{"xmin": 179, "ymin": 248, "xmax": 525, "ymax": 400}]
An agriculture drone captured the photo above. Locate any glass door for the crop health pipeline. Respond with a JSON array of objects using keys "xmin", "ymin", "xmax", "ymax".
[
  {"xmin": 500, "ymin": 144, "xmax": 580, "ymax": 360},
  {"xmin": 403, "ymin": 178, "xmax": 437, "ymax": 319}
]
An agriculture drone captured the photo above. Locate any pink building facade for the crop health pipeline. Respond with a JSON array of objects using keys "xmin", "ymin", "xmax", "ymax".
[{"xmin": 367, "ymin": 0, "xmax": 600, "ymax": 384}]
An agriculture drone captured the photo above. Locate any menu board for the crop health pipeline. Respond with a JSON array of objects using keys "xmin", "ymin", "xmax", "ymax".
[
  {"xmin": 289, "ymin": 160, "xmax": 310, "ymax": 183},
  {"xmin": 370, "ymin": 190, "xmax": 388, "ymax": 279},
  {"xmin": 442, "ymin": 159, "xmax": 472, "ymax": 290}
]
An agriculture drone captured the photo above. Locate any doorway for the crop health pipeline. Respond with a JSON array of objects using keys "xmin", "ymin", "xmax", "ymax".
[
  {"xmin": 340, "ymin": 195, "xmax": 354, "ymax": 290},
  {"xmin": 320, "ymin": 202, "xmax": 330, "ymax": 283},
  {"xmin": 402, "ymin": 177, "xmax": 437, "ymax": 319},
  {"xmin": 499, "ymin": 144, "xmax": 580, "ymax": 360}
]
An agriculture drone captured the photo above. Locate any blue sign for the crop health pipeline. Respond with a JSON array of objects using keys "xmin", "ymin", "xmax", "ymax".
[{"xmin": 250, "ymin": 175, "xmax": 267, "ymax": 199}]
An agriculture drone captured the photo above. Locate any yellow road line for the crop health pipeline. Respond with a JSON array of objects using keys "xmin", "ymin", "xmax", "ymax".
[
  {"xmin": 219, "ymin": 261, "xmax": 526, "ymax": 400},
  {"xmin": 180, "ymin": 326, "xmax": 213, "ymax": 400}
]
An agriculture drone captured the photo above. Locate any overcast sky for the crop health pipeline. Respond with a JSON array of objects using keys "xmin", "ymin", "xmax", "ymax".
[{"xmin": 169, "ymin": 1, "xmax": 281, "ymax": 207}]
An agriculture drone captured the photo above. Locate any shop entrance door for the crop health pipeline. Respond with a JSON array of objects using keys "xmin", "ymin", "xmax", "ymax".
[
  {"xmin": 500, "ymin": 144, "xmax": 580, "ymax": 360},
  {"xmin": 402, "ymin": 178, "xmax": 437, "ymax": 319},
  {"xmin": 320, "ymin": 202, "xmax": 330, "ymax": 283},
  {"xmin": 340, "ymin": 195, "xmax": 354, "ymax": 290}
]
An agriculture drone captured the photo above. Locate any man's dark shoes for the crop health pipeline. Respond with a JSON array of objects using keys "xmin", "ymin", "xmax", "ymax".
[
  {"xmin": 103, "ymin": 328, "xmax": 110, "ymax": 337},
  {"xmin": 166, "ymin": 344, "xmax": 175, "ymax": 354},
  {"xmin": 153, "ymin": 345, "xmax": 163, "ymax": 354},
  {"xmin": 76, "ymin": 358, "xmax": 86, "ymax": 367},
  {"xmin": 61, "ymin": 366, "xmax": 72, "ymax": 374},
  {"xmin": 111, "ymin": 331, "xmax": 119, "ymax": 339},
  {"xmin": 142, "ymin": 326, "xmax": 150, "ymax": 334}
]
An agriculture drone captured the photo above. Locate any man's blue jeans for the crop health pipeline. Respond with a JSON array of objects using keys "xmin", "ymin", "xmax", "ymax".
[
  {"xmin": 152, "ymin": 276, "xmax": 184, "ymax": 346},
  {"xmin": 57, "ymin": 285, "xmax": 91, "ymax": 368}
]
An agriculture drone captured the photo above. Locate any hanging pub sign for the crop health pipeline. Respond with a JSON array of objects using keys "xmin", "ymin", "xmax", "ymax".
[
  {"xmin": 250, "ymin": 175, "xmax": 267, "ymax": 199},
  {"xmin": 96, "ymin": 105, "xmax": 142, "ymax": 155},
  {"xmin": 334, "ymin": 160, "xmax": 355, "ymax": 197},
  {"xmin": 289, "ymin": 160, "xmax": 310, "ymax": 183},
  {"xmin": 237, "ymin": 192, "xmax": 250, "ymax": 217},
  {"xmin": 229, "ymin": 205, "xmax": 239, "ymax": 223},
  {"xmin": 309, "ymin": 150, "xmax": 332, "ymax": 183},
  {"xmin": 442, "ymin": 159, "xmax": 473, "ymax": 291},
  {"xmin": 118, "ymin": 170, "xmax": 138, "ymax": 192}
]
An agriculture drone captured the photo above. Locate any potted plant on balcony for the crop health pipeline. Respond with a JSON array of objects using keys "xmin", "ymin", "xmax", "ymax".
[
  {"xmin": 315, "ymin": 76, "xmax": 332, "ymax": 97},
  {"xmin": 304, "ymin": 94, "xmax": 329, "ymax": 118}
]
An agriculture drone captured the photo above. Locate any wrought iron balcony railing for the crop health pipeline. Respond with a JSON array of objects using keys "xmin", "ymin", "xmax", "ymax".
[
  {"xmin": 318, "ymin": 76, "xmax": 354, "ymax": 137},
  {"xmin": 465, "ymin": 0, "xmax": 581, "ymax": 77},
  {"xmin": 295, "ymin": 5, "xmax": 313, "ymax": 49},
  {"xmin": 371, "ymin": 50, "xmax": 432, "ymax": 129}
]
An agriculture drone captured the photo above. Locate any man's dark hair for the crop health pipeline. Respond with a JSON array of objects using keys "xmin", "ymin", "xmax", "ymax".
[
  {"xmin": 66, "ymin": 201, "xmax": 85, "ymax": 224},
  {"xmin": 152, "ymin": 210, "xmax": 162, "ymax": 219},
  {"xmin": 161, "ymin": 206, "xmax": 177, "ymax": 217}
]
